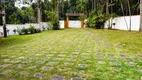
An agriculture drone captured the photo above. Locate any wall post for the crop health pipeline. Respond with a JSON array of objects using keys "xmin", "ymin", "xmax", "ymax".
[{"xmin": 81, "ymin": 20, "xmax": 84, "ymax": 28}]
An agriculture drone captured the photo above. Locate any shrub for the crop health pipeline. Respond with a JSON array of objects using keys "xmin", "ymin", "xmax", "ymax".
[
  {"xmin": 17, "ymin": 27, "xmax": 22, "ymax": 35},
  {"xmin": 48, "ymin": 23, "xmax": 53, "ymax": 30},
  {"xmin": 17, "ymin": 26, "xmax": 41, "ymax": 35},
  {"xmin": 44, "ymin": 11, "xmax": 60, "ymax": 30},
  {"xmin": 79, "ymin": 14, "xmax": 86, "ymax": 20},
  {"xmin": 34, "ymin": 29, "xmax": 38, "ymax": 33},
  {"xmin": 86, "ymin": 10, "xmax": 110, "ymax": 29},
  {"xmin": 21, "ymin": 27, "xmax": 28, "ymax": 34},
  {"xmin": 28, "ymin": 25, "xmax": 35, "ymax": 34},
  {"xmin": 51, "ymin": 20, "xmax": 60, "ymax": 30},
  {"xmin": 34, "ymin": 28, "xmax": 41, "ymax": 33},
  {"xmin": 36, "ymin": 28, "xmax": 41, "ymax": 32},
  {"xmin": 42, "ymin": 26, "xmax": 45, "ymax": 31}
]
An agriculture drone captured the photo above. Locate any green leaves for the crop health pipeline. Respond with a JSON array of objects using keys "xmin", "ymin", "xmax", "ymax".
[
  {"xmin": 44, "ymin": 11, "xmax": 60, "ymax": 30},
  {"xmin": 86, "ymin": 10, "xmax": 113, "ymax": 29},
  {"xmin": 76, "ymin": 0, "xmax": 89, "ymax": 13}
]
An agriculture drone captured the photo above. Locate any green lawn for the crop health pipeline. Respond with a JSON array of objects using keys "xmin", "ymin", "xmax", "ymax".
[{"xmin": 0, "ymin": 28, "xmax": 142, "ymax": 80}]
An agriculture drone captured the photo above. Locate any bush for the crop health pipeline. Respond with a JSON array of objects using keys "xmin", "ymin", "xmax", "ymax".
[
  {"xmin": 34, "ymin": 28, "xmax": 41, "ymax": 33},
  {"xmin": 21, "ymin": 27, "xmax": 28, "ymax": 34},
  {"xmin": 37, "ymin": 28, "xmax": 41, "ymax": 32},
  {"xmin": 17, "ymin": 26, "xmax": 41, "ymax": 35},
  {"xmin": 42, "ymin": 26, "xmax": 45, "ymax": 31},
  {"xmin": 51, "ymin": 20, "xmax": 60, "ymax": 30},
  {"xmin": 44, "ymin": 11, "xmax": 60, "ymax": 30},
  {"xmin": 79, "ymin": 14, "xmax": 86, "ymax": 20},
  {"xmin": 86, "ymin": 10, "xmax": 110, "ymax": 29},
  {"xmin": 48, "ymin": 23, "xmax": 53, "ymax": 30},
  {"xmin": 17, "ymin": 27, "xmax": 23, "ymax": 35},
  {"xmin": 28, "ymin": 25, "xmax": 35, "ymax": 34}
]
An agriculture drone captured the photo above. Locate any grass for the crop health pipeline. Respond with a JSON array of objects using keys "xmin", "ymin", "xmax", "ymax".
[
  {"xmin": 0, "ymin": 28, "xmax": 142, "ymax": 80},
  {"xmin": 86, "ymin": 28, "xmax": 142, "ymax": 53}
]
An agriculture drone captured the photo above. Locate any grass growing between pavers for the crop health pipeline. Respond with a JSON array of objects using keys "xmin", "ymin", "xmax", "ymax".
[{"xmin": 0, "ymin": 28, "xmax": 142, "ymax": 80}]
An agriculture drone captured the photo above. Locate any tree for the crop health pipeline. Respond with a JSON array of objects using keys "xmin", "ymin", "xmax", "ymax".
[
  {"xmin": 126, "ymin": 0, "xmax": 132, "ymax": 31},
  {"xmin": 37, "ymin": 0, "xmax": 42, "ymax": 23},
  {"xmin": 140, "ymin": 0, "xmax": 142, "ymax": 32},
  {"xmin": 76, "ymin": 0, "xmax": 88, "ymax": 14},
  {"xmin": 23, "ymin": 0, "xmax": 43, "ymax": 23}
]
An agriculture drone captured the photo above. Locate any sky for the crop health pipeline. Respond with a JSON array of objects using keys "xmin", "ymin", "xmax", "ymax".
[
  {"xmin": 14, "ymin": 0, "xmax": 50, "ymax": 8},
  {"xmin": 14, "ymin": 0, "xmax": 33, "ymax": 8}
]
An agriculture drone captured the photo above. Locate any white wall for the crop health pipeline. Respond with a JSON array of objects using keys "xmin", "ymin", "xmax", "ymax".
[
  {"xmin": 0, "ymin": 20, "xmax": 82, "ymax": 36},
  {"xmin": 59, "ymin": 20, "xmax": 64, "ymax": 28},
  {"xmin": 104, "ymin": 15, "xmax": 140, "ymax": 31},
  {"xmin": 59, "ymin": 20, "xmax": 81, "ymax": 28},
  {"xmin": 0, "ymin": 22, "xmax": 49, "ymax": 36},
  {"xmin": 69, "ymin": 20, "xmax": 81, "ymax": 28}
]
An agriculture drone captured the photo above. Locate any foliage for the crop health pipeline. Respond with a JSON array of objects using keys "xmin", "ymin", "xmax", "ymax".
[
  {"xmin": 0, "ymin": 0, "xmax": 139, "ymax": 25},
  {"xmin": 34, "ymin": 28, "xmax": 41, "ymax": 33},
  {"xmin": 51, "ymin": 20, "xmax": 60, "ymax": 30},
  {"xmin": 17, "ymin": 27, "xmax": 23, "ymax": 35},
  {"xmin": 21, "ymin": 27, "xmax": 28, "ymax": 34},
  {"xmin": 28, "ymin": 25, "xmax": 35, "ymax": 33},
  {"xmin": 86, "ymin": 10, "xmax": 110, "ymax": 29},
  {"xmin": 76, "ymin": 0, "xmax": 89, "ymax": 13},
  {"xmin": 110, "ymin": 13, "xmax": 118, "ymax": 19},
  {"xmin": 16, "ymin": 25, "xmax": 41, "ymax": 35},
  {"xmin": 9, "ymin": 13, "xmax": 21, "ymax": 24},
  {"xmin": 42, "ymin": 26, "xmax": 45, "ymax": 31},
  {"xmin": 79, "ymin": 14, "xmax": 86, "ymax": 20},
  {"xmin": 44, "ymin": 11, "xmax": 60, "ymax": 30},
  {"xmin": 102, "ymin": 13, "xmax": 118, "ymax": 30},
  {"xmin": 17, "ymin": 27, "xmax": 28, "ymax": 35},
  {"xmin": 48, "ymin": 23, "xmax": 53, "ymax": 30},
  {"xmin": 20, "ymin": 7, "xmax": 36, "ymax": 23}
]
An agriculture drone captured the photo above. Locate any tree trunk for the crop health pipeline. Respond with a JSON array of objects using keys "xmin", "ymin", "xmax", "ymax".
[
  {"xmin": 57, "ymin": 0, "xmax": 59, "ymax": 19},
  {"xmin": 119, "ymin": 0, "xmax": 129, "ymax": 30},
  {"xmin": 92, "ymin": 0, "xmax": 94, "ymax": 11},
  {"xmin": 106, "ymin": 0, "xmax": 109, "ymax": 14},
  {"xmin": 94, "ymin": 0, "xmax": 96, "ymax": 10},
  {"xmin": 139, "ymin": 0, "xmax": 142, "ymax": 32},
  {"xmin": 37, "ymin": 0, "xmax": 41, "ymax": 23},
  {"xmin": 127, "ymin": 0, "xmax": 131, "ymax": 31},
  {"xmin": 2, "ymin": 0, "xmax": 7, "ymax": 37},
  {"xmin": 110, "ymin": 0, "xmax": 113, "ymax": 29},
  {"xmin": 37, "ymin": 0, "xmax": 42, "ymax": 30}
]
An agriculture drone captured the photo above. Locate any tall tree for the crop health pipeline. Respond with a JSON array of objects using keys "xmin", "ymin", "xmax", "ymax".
[
  {"xmin": 1, "ymin": 0, "xmax": 7, "ymax": 37},
  {"xmin": 37, "ymin": 0, "xmax": 42, "ymax": 23},
  {"xmin": 76, "ymin": 0, "xmax": 88, "ymax": 14},
  {"xmin": 140, "ymin": 0, "xmax": 142, "ymax": 32},
  {"xmin": 24, "ymin": 0, "xmax": 43, "ymax": 23}
]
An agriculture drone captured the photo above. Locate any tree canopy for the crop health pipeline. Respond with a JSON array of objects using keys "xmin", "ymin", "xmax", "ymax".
[{"xmin": 0, "ymin": 0, "xmax": 140, "ymax": 25}]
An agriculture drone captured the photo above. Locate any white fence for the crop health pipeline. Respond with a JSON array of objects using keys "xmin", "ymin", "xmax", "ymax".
[
  {"xmin": 59, "ymin": 20, "xmax": 65, "ymax": 28},
  {"xmin": 0, "ymin": 22, "xmax": 49, "ymax": 36},
  {"xmin": 0, "ymin": 15, "xmax": 140, "ymax": 36},
  {"xmin": 60, "ymin": 20, "xmax": 81, "ymax": 28},
  {"xmin": 0, "ymin": 20, "xmax": 81, "ymax": 36},
  {"xmin": 104, "ymin": 15, "xmax": 140, "ymax": 31}
]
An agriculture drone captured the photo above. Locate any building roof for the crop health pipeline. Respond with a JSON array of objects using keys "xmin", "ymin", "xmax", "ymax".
[{"xmin": 66, "ymin": 13, "xmax": 84, "ymax": 16}]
